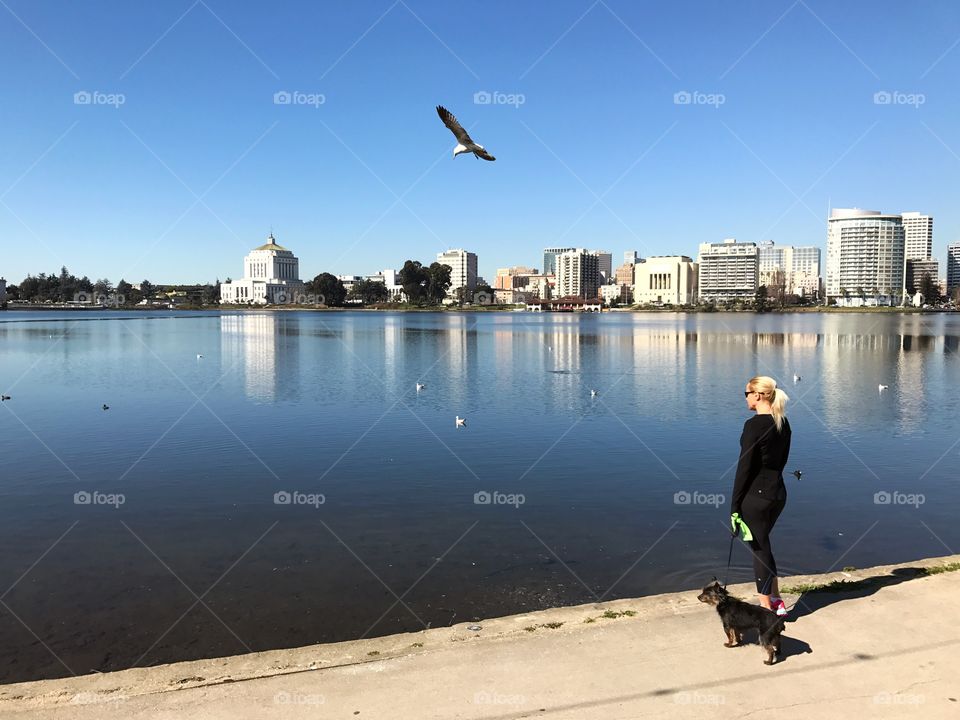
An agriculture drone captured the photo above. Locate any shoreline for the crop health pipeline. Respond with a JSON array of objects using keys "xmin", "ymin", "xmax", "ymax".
[
  {"xmin": 3, "ymin": 552, "xmax": 958, "ymax": 713},
  {"xmin": 1, "ymin": 304, "xmax": 954, "ymax": 315}
]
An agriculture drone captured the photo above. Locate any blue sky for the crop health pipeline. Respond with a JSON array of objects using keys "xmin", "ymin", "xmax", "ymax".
[{"xmin": 2, "ymin": 0, "xmax": 959, "ymax": 285}]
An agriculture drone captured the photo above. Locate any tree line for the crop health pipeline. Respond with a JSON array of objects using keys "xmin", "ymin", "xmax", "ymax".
[{"xmin": 6, "ymin": 267, "xmax": 219, "ymax": 306}]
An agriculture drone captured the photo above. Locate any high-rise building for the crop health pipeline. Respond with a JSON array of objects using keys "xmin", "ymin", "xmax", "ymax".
[
  {"xmin": 623, "ymin": 250, "xmax": 639, "ymax": 265},
  {"xmin": 555, "ymin": 249, "xmax": 600, "ymax": 299},
  {"xmin": 946, "ymin": 242, "xmax": 960, "ymax": 297},
  {"xmin": 0, "ymin": 277, "xmax": 7, "ymax": 307},
  {"xmin": 905, "ymin": 258, "xmax": 940, "ymax": 295},
  {"xmin": 591, "ymin": 250, "xmax": 613, "ymax": 284},
  {"xmin": 901, "ymin": 212, "xmax": 934, "ymax": 260},
  {"xmin": 634, "ymin": 256, "xmax": 698, "ymax": 305},
  {"xmin": 436, "ymin": 249, "xmax": 478, "ymax": 296},
  {"xmin": 697, "ymin": 239, "xmax": 759, "ymax": 301},
  {"xmin": 543, "ymin": 247, "xmax": 577, "ymax": 276},
  {"xmin": 826, "ymin": 209, "xmax": 904, "ymax": 304},
  {"xmin": 757, "ymin": 241, "xmax": 821, "ymax": 298}
]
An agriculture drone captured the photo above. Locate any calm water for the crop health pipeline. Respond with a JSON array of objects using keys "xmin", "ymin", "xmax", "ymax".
[{"xmin": 1, "ymin": 309, "xmax": 958, "ymax": 683}]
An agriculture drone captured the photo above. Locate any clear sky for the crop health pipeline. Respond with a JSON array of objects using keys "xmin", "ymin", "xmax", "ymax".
[{"xmin": 2, "ymin": 0, "xmax": 959, "ymax": 286}]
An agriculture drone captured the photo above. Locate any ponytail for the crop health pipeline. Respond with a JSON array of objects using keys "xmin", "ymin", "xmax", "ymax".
[
  {"xmin": 770, "ymin": 386, "xmax": 789, "ymax": 432},
  {"xmin": 747, "ymin": 375, "xmax": 789, "ymax": 431}
]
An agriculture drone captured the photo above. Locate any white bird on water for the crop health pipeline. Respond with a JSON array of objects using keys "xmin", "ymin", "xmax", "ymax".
[
  {"xmin": 416, "ymin": 383, "xmax": 425, "ymax": 392},
  {"xmin": 878, "ymin": 384, "xmax": 889, "ymax": 392},
  {"xmin": 590, "ymin": 389, "xmax": 598, "ymax": 398},
  {"xmin": 455, "ymin": 415, "xmax": 466, "ymax": 428},
  {"xmin": 436, "ymin": 106, "xmax": 496, "ymax": 161},
  {"xmin": 197, "ymin": 353, "xmax": 204, "ymax": 360},
  {"xmin": 793, "ymin": 374, "xmax": 801, "ymax": 383}
]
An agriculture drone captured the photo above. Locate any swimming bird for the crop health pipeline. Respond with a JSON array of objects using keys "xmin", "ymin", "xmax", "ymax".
[
  {"xmin": 455, "ymin": 415, "xmax": 466, "ymax": 428},
  {"xmin": 792, "ymin": 470, "xmax": 802, "ymax": 481},
  {"xmin": 1, "ymin": 395, "xmax": 10, "ymax": 401},
  {"xmin": 878, "ymin": 384, "xmax": 888, "ymax": 392},
  {"xmin": 102, "ymin": 404, "xmax": 110, "ymax": 411},
  {"xmin": 436, "ymin": 106, "xmax": 496, "ymax": 161},
  {"xmin": 793, "ymin": 374, "xmax": 801, "ymax": 383},
  {"xmin": 416, "ymin": 383, "xmax": 425, "ymax": 392},
  {"xmin": 590, "ymin": 389, "xmax": 598, "ymax": 397},
  {"xmin": 197, "ymin": 353, "xmax": 204, "ymax": 360}
]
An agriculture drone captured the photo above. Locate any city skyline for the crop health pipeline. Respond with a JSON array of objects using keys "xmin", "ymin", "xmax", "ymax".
[{"xmin": 3, "ymin": 2, "xmax": 960, "ymax": 285}]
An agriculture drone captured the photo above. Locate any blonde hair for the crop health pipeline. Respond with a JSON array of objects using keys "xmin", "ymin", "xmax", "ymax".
[{"xmin": 748, "ymin": 375, "xmax": 789, "ymax": 431}]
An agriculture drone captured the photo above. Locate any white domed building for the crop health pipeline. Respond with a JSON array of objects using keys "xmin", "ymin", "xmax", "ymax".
[{"xmin": 220, "ymin": 234, "xmax": 306, "ymax": 305}]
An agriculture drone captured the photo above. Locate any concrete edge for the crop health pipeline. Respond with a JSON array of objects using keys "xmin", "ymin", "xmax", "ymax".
[{"xmin": 3, "ymin": 553, "xmax": 958, "ymax": 710}]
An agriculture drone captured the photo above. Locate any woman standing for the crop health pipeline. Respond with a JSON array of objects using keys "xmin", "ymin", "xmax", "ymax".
[{"xmin": 731, "ymin": 376, "xmax": 791, "ymax": 616}]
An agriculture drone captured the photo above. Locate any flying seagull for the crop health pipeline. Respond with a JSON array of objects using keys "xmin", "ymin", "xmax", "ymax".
[{"xmin": 436, "ymin": 106, "xmax": 495, "ymax": 161}]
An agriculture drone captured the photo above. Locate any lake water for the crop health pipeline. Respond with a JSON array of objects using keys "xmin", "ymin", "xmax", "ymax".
[{"xmin": 1, "ymin": 309, "xmax": 958, "ymax": 683}]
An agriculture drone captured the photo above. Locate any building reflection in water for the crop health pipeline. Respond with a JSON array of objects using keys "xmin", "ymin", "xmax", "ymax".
[{"xmin": 220, "ymin": 313, "xmax": 300, "ymax": 402}]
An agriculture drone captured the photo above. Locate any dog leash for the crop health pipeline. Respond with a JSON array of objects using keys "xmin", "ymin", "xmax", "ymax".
[{"xmin": 721, "ymin": 531, "xmax": 736, "ymax": 590}]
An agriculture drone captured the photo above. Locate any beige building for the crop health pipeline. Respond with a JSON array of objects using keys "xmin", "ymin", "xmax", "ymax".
[
  {"xmin": 555, "ymin": 249, "xmax": 600, "ymax": 299},
  {"xmin": 634, "ymin": 256, "xmax": 698, "ymax": 305}
]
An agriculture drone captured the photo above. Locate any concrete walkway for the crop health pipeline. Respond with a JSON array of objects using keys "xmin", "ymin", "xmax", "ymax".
[{"xmin": 2, "ymin": 555, "xmax": 958, "ymax": 719}]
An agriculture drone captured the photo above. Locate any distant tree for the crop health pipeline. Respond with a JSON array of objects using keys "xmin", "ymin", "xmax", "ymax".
[
  {"xmin": 140, "ymin": 280, "xmax": 155, "ymax": 300},
  {"xmin": 399, "ymin": 260, "xmax": 430, "ymax": 304},
  {"xmin": 94, "ymin": 278, "xmax": 113, "ymax": 298},
  {"xmin": 348, "ymin": 279, "xmax": 389, "ymax": 305},
  {"xmin": 426, "ymin": 262, "xmax": 452, "ymax": 304},
  {"xmin": 116, "ymin": 279, "xmax": 133, "ymax": 305},
  {"xmin": 5, "ymin": 284, "xmax": 19, "ymax": 300},
  {"xmin": 754, "ymin": 285, "xmax": 769, "ymax": 313},
  {"xmin": 201, "ymin": 281, "xmax": 220, "ymax": 305},
  {"xmin": 308, "ymin": 273, "xmax": 346, "ymax": 306},
  {"xmin": 919, "ymin": 273, "xmax": 938, "ymax": 304},
  {"xmin": 454, "ymin": 285, "xmax": 470, "ymax": 306}
]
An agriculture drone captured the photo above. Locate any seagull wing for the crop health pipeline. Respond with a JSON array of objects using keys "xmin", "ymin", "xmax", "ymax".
[
  {"xmin": 437, "ymin": 105, "xmax": 474, "ymax": 145},
  {"xmin": 473, "ymin": 147, "xmax": 496, "ymax": 161}
]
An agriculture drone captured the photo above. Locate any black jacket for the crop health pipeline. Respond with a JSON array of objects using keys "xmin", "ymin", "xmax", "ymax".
[{"xmin": 731, "ymin": 415, "xmax": 791, "ymax": 514}]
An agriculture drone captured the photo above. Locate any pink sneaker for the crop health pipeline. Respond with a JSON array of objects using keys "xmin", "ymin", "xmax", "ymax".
[{"xmin": 771, "ymin": 598, "xmax": 788, "ymax": 617}]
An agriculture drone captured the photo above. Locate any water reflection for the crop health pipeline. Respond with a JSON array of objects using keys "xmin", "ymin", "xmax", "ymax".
[{"xmin": 219, "ymin": 313, "xmax": 300, "ymax": 402}]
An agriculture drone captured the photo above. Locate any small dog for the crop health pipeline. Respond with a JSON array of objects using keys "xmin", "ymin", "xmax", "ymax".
[{"xmin": 698, "ymin": 580, "xmax": 786, "ymax": 665}]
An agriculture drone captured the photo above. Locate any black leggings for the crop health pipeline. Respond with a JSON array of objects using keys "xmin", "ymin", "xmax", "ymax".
[{"xmin": 740, "ymin": 493, "xmax": 786, "ymax": 595}]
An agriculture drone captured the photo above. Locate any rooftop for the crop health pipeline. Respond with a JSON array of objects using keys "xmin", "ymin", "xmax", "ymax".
[{"xmin": 253, "ymin": 233, "xmax": 288, "ymax": 251}]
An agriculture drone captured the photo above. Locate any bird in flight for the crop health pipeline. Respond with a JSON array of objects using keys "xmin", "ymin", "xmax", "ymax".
[{"xmin": 436, "ymin": 106, "xmax": 495, "ymax": 161}]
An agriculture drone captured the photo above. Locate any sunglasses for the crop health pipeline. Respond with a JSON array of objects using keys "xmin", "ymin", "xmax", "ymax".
[{"xmin": 744, "ymin": 390, "xmax": 757, "ymax": 397}]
